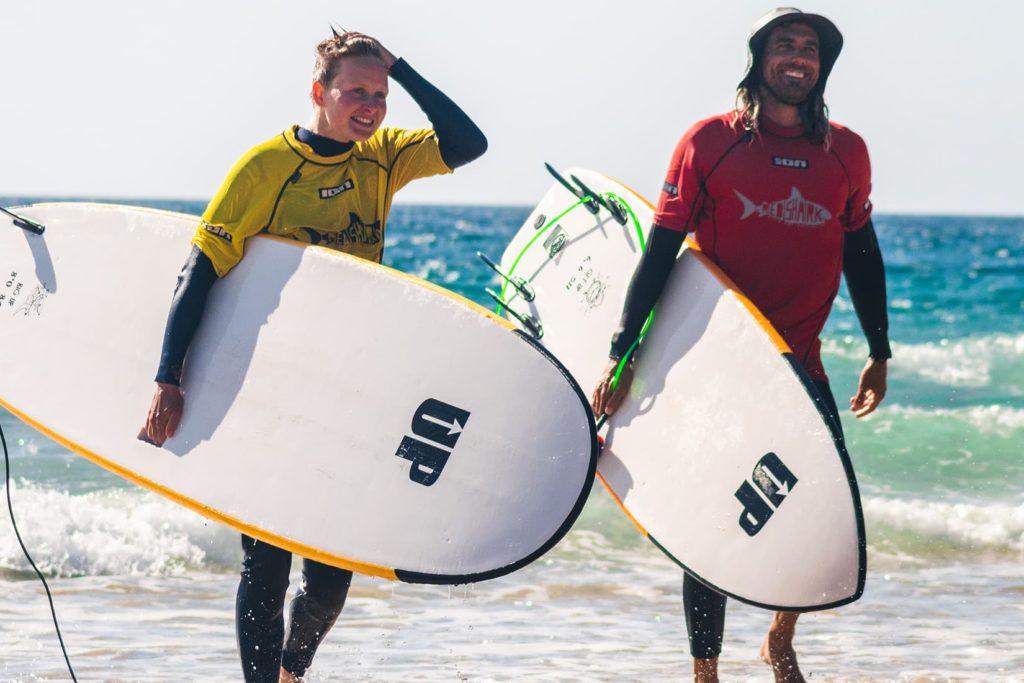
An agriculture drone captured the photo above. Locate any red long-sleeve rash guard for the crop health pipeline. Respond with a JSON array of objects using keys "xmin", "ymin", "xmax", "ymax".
[{"xmin": 654, "ymin": 113, "xmax": 873, "ymax": 381}]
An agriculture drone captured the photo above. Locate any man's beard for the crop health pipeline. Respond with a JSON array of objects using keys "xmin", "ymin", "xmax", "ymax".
[{"xmin": 761, "ymin": 80, "xmax": 815, "ymax": 107}]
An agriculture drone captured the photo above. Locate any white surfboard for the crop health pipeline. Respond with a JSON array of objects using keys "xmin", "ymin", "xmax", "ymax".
[
  {"xmin": 0, "ymin": 203, "xmax": 597, "ymax": 584},
  {"xmin": 490, "ymin": 168, "xmax": 865, "ymax": 610}
]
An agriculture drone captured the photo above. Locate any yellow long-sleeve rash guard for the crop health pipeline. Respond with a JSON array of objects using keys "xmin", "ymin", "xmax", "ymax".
[{"xmin": 192, "ymin": 125, "xmax": 452, "ymax": 276}]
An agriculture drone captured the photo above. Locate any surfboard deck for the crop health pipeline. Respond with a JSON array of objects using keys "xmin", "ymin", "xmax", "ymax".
[
  {"xmin": 0, "ymin": 202, "xmax": 597, "ymax": 584},
  {"xmin": 490, "ymin": 168, "xmax": 865, "ymax": 610}
]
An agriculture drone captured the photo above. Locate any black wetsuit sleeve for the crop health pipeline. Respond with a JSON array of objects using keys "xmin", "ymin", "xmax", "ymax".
[
  {"xmin": 608, "ymin": 226, "xmax": 686, "ymax": 361},
  {"xmin": 154, "ymin": 246, "xmax": 218, "ymax": 385},
  {"xmin": 388, "ymin": 58, "xmax": 487, "ymax": 169},
  {"xmin": 843, "ymin": 220, "xmax": 892, "ymax": 361}
]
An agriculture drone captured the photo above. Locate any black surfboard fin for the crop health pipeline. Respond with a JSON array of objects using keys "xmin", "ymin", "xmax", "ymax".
[
  {"xmin": 1, "ymin": 206, "xmax": 45, "ymax": 235},
  {"xmin": 477, "ymin": 252, "xmax": 535, "ymax": 302},
  {"xmin": 569, "ymin": 174, "xmax": 628, "ymax": 226},
  {"xmin": 485, "ymin": 288, "xmax": 543, "ymax": 339},
  {"xmin": 544, "ymin": 162, "xmax": 600, "ymax": 215}
]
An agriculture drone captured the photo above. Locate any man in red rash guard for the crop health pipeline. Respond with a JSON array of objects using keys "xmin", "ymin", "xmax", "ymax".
[{"xmin": 591, "ymin": 8, "xmax": 891, "ymax": 683}]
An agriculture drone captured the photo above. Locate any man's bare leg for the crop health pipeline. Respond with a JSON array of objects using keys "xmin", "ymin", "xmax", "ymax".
[
  {"xmin": 279, "ymin": 667, "xmax": 301, "ymax": 683},
  {"xmin": 693, "ymin": 656, "xmax": 718, "ymax": 683},
  {"xmin": 759, "ymin": 611, "xmax": 805, "ymax": 683}
]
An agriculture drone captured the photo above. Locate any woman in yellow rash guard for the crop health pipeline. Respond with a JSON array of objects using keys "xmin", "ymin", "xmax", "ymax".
[{"xmin": 138, "ymin": 30, "xmax": 486, "ymax": 683}]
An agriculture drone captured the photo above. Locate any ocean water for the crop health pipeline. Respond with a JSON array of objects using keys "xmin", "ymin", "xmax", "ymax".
[{"xmin": 1, "ymin": 199, "xmax": 1022, "ymax": 682}]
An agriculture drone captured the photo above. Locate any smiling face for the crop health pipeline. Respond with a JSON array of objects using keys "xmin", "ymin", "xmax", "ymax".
[
  {"xmin": 759, "ymin": 22, "xmax": 821, "ymax": 106},
  {"xmin": 312, "ymin": 55, "xmax": 389, "ymax": 143}
]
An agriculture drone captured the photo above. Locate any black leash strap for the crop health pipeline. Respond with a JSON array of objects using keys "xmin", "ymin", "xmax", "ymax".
[{"xmin": 1, "ymin": 422, "xmax": 77, "ymax": 681}]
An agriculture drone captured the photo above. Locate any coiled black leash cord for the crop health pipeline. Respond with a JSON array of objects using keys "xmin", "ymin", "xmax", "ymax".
[{"xmin": 1, "ymin": 421, "xmax": 78, "ymax": 681}]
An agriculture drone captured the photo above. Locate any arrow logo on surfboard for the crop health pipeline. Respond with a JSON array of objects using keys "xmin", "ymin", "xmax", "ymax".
[
  {"xmin": 763, "ymin": 466, "xmax": 791, "ymax": 497},
  {"xmin": 422, "ymin": 413, "xmax": 464, "ymax": 437},
  {"xmin": 735, "ymin": 452, "xmax": 799, "ymax": 536},
  {"xmin": 394, "ymin": 399, "xmax": 473, "ymax": 487}
]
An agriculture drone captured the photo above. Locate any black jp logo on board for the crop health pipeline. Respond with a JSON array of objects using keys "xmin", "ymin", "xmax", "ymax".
[
  {"xmin": 533, "ymin": 213, "xmax": 547, "ymax": 230},
  {"xmin": 734, "ymin": 452, "xmax": 798, "ymax": 536},
  {"xmin": 394, "ymin": 399, "xmax": 472, "ymax": 487},
  {"xmin": 772, "ymin": 156, "xmax": 809, "ymax": 169}
]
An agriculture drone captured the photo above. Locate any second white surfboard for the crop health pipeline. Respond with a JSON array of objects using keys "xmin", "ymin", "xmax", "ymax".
[{"xmin": 491, "ymin": 168, "xmax": 865, "ymax": 610}]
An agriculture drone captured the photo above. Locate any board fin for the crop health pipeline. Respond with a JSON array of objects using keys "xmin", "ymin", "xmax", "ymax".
[
  {"xmin": 485, "ymin": 288, "xmax": 543, "ymax": 339},
  {"xmin": 477, "ymin": 251, "xmax": 535, "ymax": 301},
  {"xmin": 1, "ymin": 206, "xmax": 45, "ymax": 235},
  {"xmin": 569, "ymin": 174, "xmax": 628, "ymax": 225},
  {"xmin": 544, "ymin": 162, "xmax": 600, "ymax": 215}
]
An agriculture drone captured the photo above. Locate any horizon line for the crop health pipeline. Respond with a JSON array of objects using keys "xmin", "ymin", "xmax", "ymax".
[{"xmin": 1, "ymin": 196, "xmax": 1021, "ymax": 220}]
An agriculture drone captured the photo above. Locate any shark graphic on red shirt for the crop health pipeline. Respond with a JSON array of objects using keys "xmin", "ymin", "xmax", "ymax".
[{"xmin": 734, "ymin": 187, "xmax": 832, "ymax": 227}]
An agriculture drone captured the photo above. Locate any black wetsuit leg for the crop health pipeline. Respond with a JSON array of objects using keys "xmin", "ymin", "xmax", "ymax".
[
  {"xmin": 683, "ymin": 572, "xmax": 728, "ymax": 659},
  {"xmin": 280, "ymin": 560, "xmax": 353, "ymax": 677},
  {"xmin": 237, "ymin": 535, "xmax": 292, "ymax": 682},
  {"xmin": 683, "ymin": 380, "xmax": 845, "ymax": 659}
]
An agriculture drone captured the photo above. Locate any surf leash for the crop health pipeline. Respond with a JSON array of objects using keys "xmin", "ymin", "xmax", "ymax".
[
  {"xmin": 488, "ymin": 166, "xmax": 658, "ymax": 430},
  {"xmin": 0, "ymin": 422, "xmax": 78, "ymax": 682},
  {"xmin": 492, "ymin": 197, "xmax": 586, "ymax": 309},
  {"xmin": 489, "ymin": 166, "xmax": 630, "ymax": 310},
  {"xmin": 1, "ymin": 206, "xmax": 46, "ymax": 235},
  {"xmin": 599, "ymin": 192, "xmax": 655, "ymax": 397}
]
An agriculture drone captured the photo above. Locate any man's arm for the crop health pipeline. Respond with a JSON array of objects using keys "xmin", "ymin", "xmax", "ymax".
[
  {"xmin": 843, "ymin": 220, "xmax": 890, "ymax": 417},
  {"xmin": 592, "ymin": 226, "xmax": 685, "ymax": 416},
  {"xmin": 609, "ymin": 226, "xmax": 686, "ymax": 360}
]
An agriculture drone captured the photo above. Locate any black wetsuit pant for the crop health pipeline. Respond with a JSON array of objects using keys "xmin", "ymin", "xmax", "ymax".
[
  {"xmin": 236, "ymin": 534, "xmax": 353, "ymax": 682},
  {"xmin": 684, "ymin": 380, "xmax": 845, "ymax": 659}
]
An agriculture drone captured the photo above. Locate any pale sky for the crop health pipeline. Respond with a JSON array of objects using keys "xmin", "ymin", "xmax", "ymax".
[{"xmin": 2, "ymin": 1, "xmax": 1021, "ymax": 215}]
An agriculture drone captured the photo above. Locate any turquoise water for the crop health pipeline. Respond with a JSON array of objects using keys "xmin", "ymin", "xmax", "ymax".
[{"xmin": 1, "ymin": 199, "xmax": 1022, "ymax": 680}]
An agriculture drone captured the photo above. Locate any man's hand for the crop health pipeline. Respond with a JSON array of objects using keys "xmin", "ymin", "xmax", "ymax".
[
  {"xmin": 591, "ymin": 358, "xmax": 634, "ymax": 418},
  {"xmin": 850, "ymin": 358, "xmax": 887, "ymax": 418},
  {"xmin": 139, "ymin": 382, "xmax": 184, "ymax": 446}
]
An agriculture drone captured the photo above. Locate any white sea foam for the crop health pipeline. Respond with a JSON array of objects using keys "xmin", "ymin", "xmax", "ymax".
[
  {"xmin": 409, "ymin": 256, "xmax": 461, "ymax": 284},
  {"xmin": 409, "ymin": 232, "xmax": 437, "ymax": 246},
  {"xmin": 0, "ymin": 482, "xmax": 238, "ymax": 577},
  {"xmin": 880, "ymin": 403, "xmax": 1024, "ymax": 436},
  {"xmin": 823, "ymin": 332, "xmax": 1024, "ymax": 387},
  {"xmin": 863, "ymin": 495, "xmax": 1024, "ymax": 553}
]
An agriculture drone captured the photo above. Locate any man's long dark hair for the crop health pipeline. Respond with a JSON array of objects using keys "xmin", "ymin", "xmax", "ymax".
[{"xmin": 735, "ymin": 70, "xmax": 832, "ymax": 147}]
